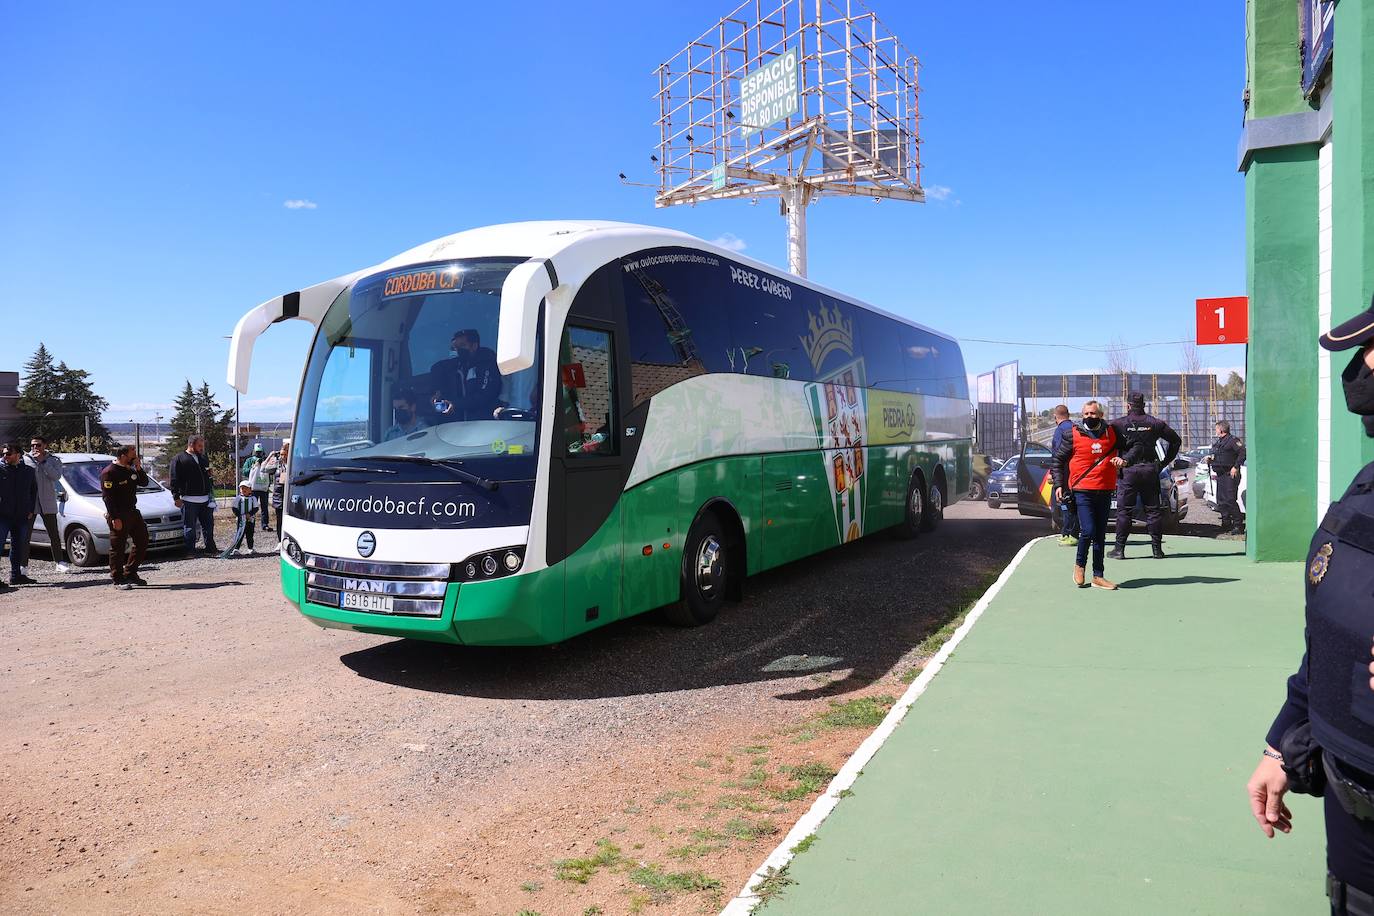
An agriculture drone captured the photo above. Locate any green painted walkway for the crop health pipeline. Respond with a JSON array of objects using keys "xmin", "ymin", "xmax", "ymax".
[{"xmin": 760, "ymin": 537, "xmax": 1325, "ymax": 914}]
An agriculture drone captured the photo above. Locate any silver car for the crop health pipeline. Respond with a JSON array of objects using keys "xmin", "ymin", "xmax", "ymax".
[{"xmin": 27, "ymin": 453, "xmax": 187, "ymax": 567}]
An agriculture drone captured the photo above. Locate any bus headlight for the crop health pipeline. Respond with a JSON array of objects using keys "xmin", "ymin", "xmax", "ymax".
[
  {"xmin": 281, "ymin": 534, "xmax": 304, "ymax": 567},
  {"xmin": 455, "ymin": 547, "xmax": 524, "ymax": 581}
]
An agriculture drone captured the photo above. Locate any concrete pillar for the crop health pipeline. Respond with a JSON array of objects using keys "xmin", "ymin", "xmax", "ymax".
[
  {"xmin": 1243, "ymin": 0, "xmax": 1319, "ymax": 560},
  {"xmin": 1328, "ymin": 0, "xmax": 1374, "ymax": 490}
]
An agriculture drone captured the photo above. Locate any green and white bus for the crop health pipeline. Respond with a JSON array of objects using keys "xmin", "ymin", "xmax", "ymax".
[{"xmin": 228, "ymin": 221, "xmax": 971, "ymax": 646}]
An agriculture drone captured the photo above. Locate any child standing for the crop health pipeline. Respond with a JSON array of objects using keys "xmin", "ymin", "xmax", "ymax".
[{"xmin": 226, "ymin": 480, "xmax": 258, "ymax": 555}]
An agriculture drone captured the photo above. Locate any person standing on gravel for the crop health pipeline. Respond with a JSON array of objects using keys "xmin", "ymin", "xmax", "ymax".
[
  {"xmin": 170, "ymin": 435, "xmax": 217, "ymax": 553},
  {"xmin": 101, "ymin": 445, "xmax": 150, "ymax": 589},
  {"xmin": 21, "ymin": 435, "xmax": 68, "ymax": 574},
  {"xmin": 0, "ymin": 443, "xmax": 39, "ymax": 589},
  {"xmin": 243, "ymin": 443, "xmax": 273, "ymax": 538},
  {"xmin": 269, "ymin": 438, "xmax": 289, "ymax": 536},
  {"xmin": 1051, "ymin": 401, "xmax": 1124, "ymax": 590}
]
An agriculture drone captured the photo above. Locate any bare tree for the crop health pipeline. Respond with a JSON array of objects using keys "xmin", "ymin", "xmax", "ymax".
[
  {"xmin": 1104, "ymin": 336, "xmax": 1137, "ymax": 374},
  {"xmin": 1179, "ymin": 340, "xmax": 1202, "ymax": 375}
]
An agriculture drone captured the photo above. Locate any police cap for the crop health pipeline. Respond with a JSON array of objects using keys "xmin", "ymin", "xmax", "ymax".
[{"xmin": 1321, "ymin": 293, "xmax": 1374, "ymax": 351}]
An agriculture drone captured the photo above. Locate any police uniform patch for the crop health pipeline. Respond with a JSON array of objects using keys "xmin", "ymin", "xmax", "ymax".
[{"xmin": 1309, "ymin": 542, "xmax": 1334, "ymax": 586}]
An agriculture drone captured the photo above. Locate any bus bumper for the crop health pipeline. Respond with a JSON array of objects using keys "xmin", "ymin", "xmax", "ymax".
[{"xmin": 281, "ymin": 558, "xmax": 565, "ymax": 646}]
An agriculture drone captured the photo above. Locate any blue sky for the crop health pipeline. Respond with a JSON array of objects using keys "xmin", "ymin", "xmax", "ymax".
[{"xmin": 0, "ymin": 1, "xmax": 1247, "ymax": 423}]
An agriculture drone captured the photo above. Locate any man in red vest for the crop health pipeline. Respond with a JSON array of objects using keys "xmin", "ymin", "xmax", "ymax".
[{"xmin": 1052, "ymin": 400, "xmax": 1125, "ymax": 589}]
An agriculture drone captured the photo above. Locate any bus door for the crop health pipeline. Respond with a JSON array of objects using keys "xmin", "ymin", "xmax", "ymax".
[{"xmin": 551, "ymin": 321, "xmax": 625, "ymax": 637}]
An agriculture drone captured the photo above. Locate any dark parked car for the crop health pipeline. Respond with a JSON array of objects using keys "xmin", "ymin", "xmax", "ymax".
[
  {"xmin": 986, "ymin": 457, "xmax": 1020, "ymax": 509},
  {"xmin": 1015, "ymin": 441, "xmax": 1190, "ymax": 531}
]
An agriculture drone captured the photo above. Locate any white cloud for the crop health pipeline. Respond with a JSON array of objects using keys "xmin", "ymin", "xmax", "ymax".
[
  {"xmin": 108, "ymin": 401, "xmax": 173, "ymax": 412},
  {"xmin": 243, "ymin": 395, "xmax": 295, "ymax": 409},
  {"xmin": 925, "ymin": 184, "xmax": 953, "ymax": 202},
  {"xmin": 711, "ymin": 232, "xmax": 748, "ymax": 252},
  {"xmin": 283, "ymin": 199, "xmax": 318, "ymax": 210}
]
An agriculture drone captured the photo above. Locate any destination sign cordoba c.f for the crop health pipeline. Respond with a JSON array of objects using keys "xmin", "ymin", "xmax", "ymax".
[{"xmin": 739, "ymin": 48, "xmax": 799, "ymax": 138}]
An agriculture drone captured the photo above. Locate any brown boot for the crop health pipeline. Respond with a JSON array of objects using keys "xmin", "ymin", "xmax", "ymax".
[
  {"xmin": 1091, "ymin": 576, "xmax": 1118, "ymax": 590},
  {"xmin": 1073, "ymin": 566, "xmax": 1086, "ymax": 587}
]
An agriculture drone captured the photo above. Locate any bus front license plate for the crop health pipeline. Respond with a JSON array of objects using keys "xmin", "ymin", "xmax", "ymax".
[{"xmin": 341, "ymin": 591, "xmax": 394, "ymax": 613}]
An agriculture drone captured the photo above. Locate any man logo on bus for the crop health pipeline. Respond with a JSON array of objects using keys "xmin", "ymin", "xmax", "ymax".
[{"xmin": 357, "ymin": 531, "xmax": 376, "ymax": 558}]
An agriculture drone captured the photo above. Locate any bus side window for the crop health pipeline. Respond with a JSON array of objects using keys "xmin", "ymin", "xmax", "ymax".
[{"xmin": 559, "ymin": 326, "xmax": 617, "ymax": 457}]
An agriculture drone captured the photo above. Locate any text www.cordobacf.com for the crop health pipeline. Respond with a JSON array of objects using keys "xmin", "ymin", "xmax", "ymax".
[{"xmin": 303, "ymin": 495, "xmax": 477, "ymax": 519}]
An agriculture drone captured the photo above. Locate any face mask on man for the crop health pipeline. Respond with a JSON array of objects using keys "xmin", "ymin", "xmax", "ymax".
[
  {"xmin": 1083, "ymin": 416, "xmax": 1103, "ymax": 431},
  {"xmin": 395, "ymin": 406, "xmax": 414, "ymax": 424},
  {"xmin": 1342, "ymin": 351, "xmax": 1374, "ymax": 437}
]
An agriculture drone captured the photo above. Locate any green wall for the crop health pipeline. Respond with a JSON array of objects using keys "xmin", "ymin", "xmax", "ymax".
[
  {"xmin": 1247, "ymin": 0, "xmax": 1306, "ymax": 118},
  {"xmin": 1243, "ymin": 0, "xmax": 1320, "ymax": 560},
  {"xmin": 1245, "ymin": 147, "xmax": 1319, "ymax": 560},
  {"xmin": 1330, "ymin": 0, "xmax": 1374, "ymax": 488}
]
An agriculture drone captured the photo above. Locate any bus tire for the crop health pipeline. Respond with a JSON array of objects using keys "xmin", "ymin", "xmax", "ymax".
[
  {"xmin": 893, "ymin": 472, "xmax": 925, "ymax": 540},
  {"xmin": 919, "ymin": 475, "xmax": 944, "ymax": 532},
  {"xmin": 664, "ymin": 513, "xmax": 730, "ymax": 627}
]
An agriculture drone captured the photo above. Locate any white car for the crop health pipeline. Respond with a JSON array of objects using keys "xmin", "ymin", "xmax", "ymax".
[
  {"xmin": 1201, "ymin": 462, "xmax": 1248, "ymax": 517},
  {"xmin": 26, "ymin": 453, "xmax": 187, "ymax": 567}
]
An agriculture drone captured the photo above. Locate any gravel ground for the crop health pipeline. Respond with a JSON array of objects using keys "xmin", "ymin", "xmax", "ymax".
[{"xmin": 0, "ymin": 498, "xmax": 1229, "ymax": 915}]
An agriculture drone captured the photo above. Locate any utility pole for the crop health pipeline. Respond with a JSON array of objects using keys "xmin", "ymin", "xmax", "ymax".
[{"xmin": 83, "ymin": 412, "xmax": 91, "ymax": 453}]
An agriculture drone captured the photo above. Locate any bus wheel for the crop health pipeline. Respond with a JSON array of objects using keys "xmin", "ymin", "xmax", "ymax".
[
  {"xmin": 919, "ymin": 477, "xmax": 944, "ymax": 532},
  {"xmin": 894, "ymin": 473, "xmax": 925, "ymax": 540},
  {"xmin": 664, "ymin": 514, "xmax": 729, "ymax": 627}
]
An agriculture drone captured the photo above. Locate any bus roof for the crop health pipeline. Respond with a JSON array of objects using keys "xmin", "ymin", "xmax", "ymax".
[{"xmin": 376, "ymin": 220, "xmax": 959, "ymax": 345}]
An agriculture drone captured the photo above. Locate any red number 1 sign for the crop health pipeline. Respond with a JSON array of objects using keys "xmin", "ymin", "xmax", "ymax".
[{"xmin": 1196, "ymin": 296, "xmax": 1248, "ymax": 345}]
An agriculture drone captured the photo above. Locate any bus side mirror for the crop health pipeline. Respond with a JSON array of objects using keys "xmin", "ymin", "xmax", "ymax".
[{"xmin": 497, "ymin": 260, "xmax": 560, "ymax": 375}]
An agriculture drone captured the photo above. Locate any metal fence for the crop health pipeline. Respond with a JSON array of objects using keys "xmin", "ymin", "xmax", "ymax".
[
  {"xmin": 1104, "ymin": 398, "xmax": 1244, "ymax": 452},
  {"xmin": 975, "ymin": 403, "xmax": 1017, "ymax": 460}
]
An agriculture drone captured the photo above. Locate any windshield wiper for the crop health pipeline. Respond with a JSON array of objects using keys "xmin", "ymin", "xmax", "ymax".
[
  {"xmin": 292, "ymin": 465, "xmax": 398, "ymax": 486},
  {"xmin": 355, "ymin": 455, "xmax": 498, "ymax": 491}
]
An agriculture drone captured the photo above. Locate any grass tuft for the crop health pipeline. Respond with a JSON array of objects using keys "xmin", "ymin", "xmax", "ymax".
[
  {"xmin": 770, "ymin": 762, "xmax": 837, "ymax": 801},
  {"xmin": 749, "ymin": 865, "xmax": 796, "ymax": 912},
  {"xmin": 790, "ymin": 833, "xmax": 817, "ymax": 855},
  {"xmin": 628, "ymin": 864, "xmax": 722, "ymax": 901},
  {"xmin": 553, "ymin": 839, "xmax": 622, "ymax": 884}
]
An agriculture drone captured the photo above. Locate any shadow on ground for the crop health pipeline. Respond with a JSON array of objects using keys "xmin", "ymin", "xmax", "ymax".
[{"xmin": 341, "ymin": 508, "xmax": 1044, "ymax": 702}]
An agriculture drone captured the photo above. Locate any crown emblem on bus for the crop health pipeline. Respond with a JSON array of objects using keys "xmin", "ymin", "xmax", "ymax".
[{"xmin": 800, "ymin": 302, "xmax": 854, "ymax": 374}]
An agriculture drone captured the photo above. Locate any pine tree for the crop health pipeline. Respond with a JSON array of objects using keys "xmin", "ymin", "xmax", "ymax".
[
  {"xmin": 15, "ymin": 344, "xmax": 116, "ymax": 449},
  {"xmin": 1217, "ymin": 371, "xmax": 1246, "ymax": 400},
  {"xmin": 165, "ymin": 381, "xmax": 237, "ymax": 469},
  {"xmin": 165, "ymin": 381, "xmax": 200, "ymax": 458},
  {"xmin": 17, "ymin": 343, "xmax": 59, "ymax": 413}
]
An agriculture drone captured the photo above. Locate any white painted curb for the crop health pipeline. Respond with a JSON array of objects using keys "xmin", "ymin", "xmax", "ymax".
[{"xmin": 719, "ymin": 534, "xmax": 1051, "ymax": 915}]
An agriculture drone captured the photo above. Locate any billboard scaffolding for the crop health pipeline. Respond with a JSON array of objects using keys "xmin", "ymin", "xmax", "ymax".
[{"xmin": 654, "ymin": 0, "xmax": 922, "ymax": 276}]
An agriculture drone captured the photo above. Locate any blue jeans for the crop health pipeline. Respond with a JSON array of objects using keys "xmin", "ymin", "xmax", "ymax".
[
  {"xmin": 1059, "ymin": 495, "xmax": 1080, "ymax": 536},
  {"xmin": 0, "ymin": 515, "xmax": 31, "ymax": 579},
  {"xmin": 182, "ymin": 500, "xmax": 217, "ymax": 550},
  {"xmin": 1074, "ymin": 490, "xmax": 1113, "ymax": 576}
]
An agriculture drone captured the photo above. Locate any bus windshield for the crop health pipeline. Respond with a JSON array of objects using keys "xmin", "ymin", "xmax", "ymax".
[{"xmin": 292, "ymin": 258, "xmax": 541, "ymax": 482}]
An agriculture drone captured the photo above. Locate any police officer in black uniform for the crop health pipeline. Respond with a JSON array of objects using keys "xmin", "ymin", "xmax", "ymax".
[
  {"xmin": 101, "ymin": 444, "xmax": 150, "ymax": 590},
  {"xmin": 1246, "ymin": 299, "xmax": 1374, "ymax": 914},
  {"xmin": 1210, "ymin": 420, "xmax": 1246, "ymax": 537},
  {"xmin": 1107, "ymin": 392, "xmax": 1182, "ymax": 560}
]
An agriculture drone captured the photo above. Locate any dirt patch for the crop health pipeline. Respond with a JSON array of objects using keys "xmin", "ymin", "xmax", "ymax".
[{"xmin": 1, "ymin": 501, "xmax": 1039, "ymax": 915}]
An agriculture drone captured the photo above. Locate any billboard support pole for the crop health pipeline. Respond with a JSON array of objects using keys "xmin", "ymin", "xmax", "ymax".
[{"xmin": 784, "ymin": 184, "xmax": 809, "ymax": 276}]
